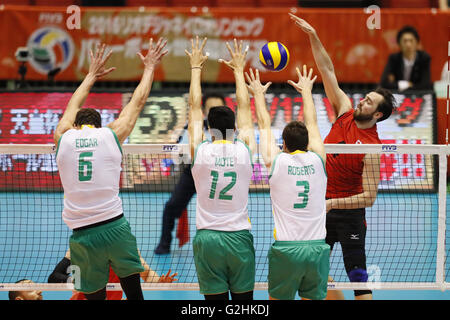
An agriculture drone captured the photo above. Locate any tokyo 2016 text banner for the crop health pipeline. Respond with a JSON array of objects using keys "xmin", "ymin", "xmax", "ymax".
[{"xmin": 0, "ymin": 6, "xmax": 448, "ymax": 83}]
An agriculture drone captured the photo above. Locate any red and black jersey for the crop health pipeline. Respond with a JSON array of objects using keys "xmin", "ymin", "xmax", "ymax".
[{"xmin": 324, "ymin": 109, "xmax": 381, "ymax": 199}]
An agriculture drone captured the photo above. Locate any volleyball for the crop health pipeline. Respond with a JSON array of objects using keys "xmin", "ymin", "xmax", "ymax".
[{"xmin": 259, "ymin": 42, "xmax": 290, "ymax": 72}]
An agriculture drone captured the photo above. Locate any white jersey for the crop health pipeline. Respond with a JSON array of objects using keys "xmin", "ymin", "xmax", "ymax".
[
  {"xmin": 191, "ymin": 139, "xmax": 253, "ymax": 231},
  {"xmin": 269, "ymin": 151, "xmax": 327, "ymax": 241},
  {"xmin": 56, "ymin": 126, "xmax": 123, "ymax": 230}
]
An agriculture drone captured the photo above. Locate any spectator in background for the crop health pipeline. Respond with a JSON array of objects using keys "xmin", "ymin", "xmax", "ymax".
[
  {"xmin": 9, "ymin": 280, "xmax": 43, "ymax": 300},
  {"xmin": 439, "ymin": 0, "xmax": 449, "ymax": 11},
  {"xmin": 380, "ymin": 26, "xmax": 432, "ymax": 92}
]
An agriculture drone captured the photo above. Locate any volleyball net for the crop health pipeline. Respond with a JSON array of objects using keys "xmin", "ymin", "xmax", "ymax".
[{"xmin": 0, "ymin": 143, "xmax": 448, "ymax": 292}]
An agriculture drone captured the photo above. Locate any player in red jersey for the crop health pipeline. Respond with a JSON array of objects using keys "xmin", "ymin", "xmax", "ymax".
[{"xmin": 289, "ymin": 13, "xmax": 396, "ymax": 300}]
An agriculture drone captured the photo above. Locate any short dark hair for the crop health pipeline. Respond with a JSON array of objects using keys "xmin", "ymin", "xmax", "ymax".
[
  {"xmin": 282, "ymin": 121, "xmax": 309, "ymax": 152},
  {"xmin": 8, "ymin": 279, "xmax": 29, "ymax": 300},
  {"xmin": 74, "ymin": 108, "xmax": 102, "ymax": 128},
  {"xmin": 374, "ymin": 87, "xmax": 396, "ymax": 122},
  {"xmin": 202, "ymin": 92, "xmax": 226, "ymax": 110},
  {"xmin": 207, "ymin": 106, "xmax": 235, "ymax": 140},
  {"xmin": 396, "ymin": 25, "xmax": 420, "ymax": 44}
]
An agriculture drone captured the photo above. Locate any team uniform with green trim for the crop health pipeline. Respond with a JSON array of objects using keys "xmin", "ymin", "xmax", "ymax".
[
  {"xmin": 56, "ymin": 125, "xmax": 144, "ymax": 293},
  {"xmin": 191, "ymin": 139, "xmax": 255, "ymax": 295},
  {"xmin": 268, "ymin": 150, "xmax": 330, "ymax": 300}
]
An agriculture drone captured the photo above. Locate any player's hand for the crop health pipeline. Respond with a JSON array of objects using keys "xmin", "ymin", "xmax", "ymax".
[
  {"xmin": 88, "ymin": 43, "xmax": 116, "ymax": 79},
  {"xmin": 137, "ymin": 37, "xmax": 168, "ymax": 71},
  {"xmin": 288, "ymin": 13, "xmax": 316, "ymax": 35},
  {"xmin": 219, "ymin": 38, "xmax": 249, "ymax": 72},
  {"xmin": 288, "ymin": 65, "xmax": 317, "ymax": 94},
  {"xmin": 185, "ymin": 36, "xmax": 208, "ymax": 69},
  {"xmin": 158, "ymin": 269, "xmax": 179, "ymax": 283},
  {"xmin": 245, "ymin": 68, "xmax": 272, "ymax": 96}
]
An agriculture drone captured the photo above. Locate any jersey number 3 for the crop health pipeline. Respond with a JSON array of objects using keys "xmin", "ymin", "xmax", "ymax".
[
  {"xmin": 209, "ymin": 170, "xmax": 236, "ymax": 201},
  {"xmin": 294, "ymin": 180, "xmax": 310, "ymax": 209}
]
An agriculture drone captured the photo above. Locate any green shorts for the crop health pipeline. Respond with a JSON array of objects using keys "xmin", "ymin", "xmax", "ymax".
[
  {"xmin": 69, "ymin": 215, "xmax": 144, "ymax": 294},
  {"xmin": 268, "ymin": 240, "xmax": 330, "ymax": 300},
  {"xmin": 193, "ymin": 229, "xmax": 255, "ymax": 295}
]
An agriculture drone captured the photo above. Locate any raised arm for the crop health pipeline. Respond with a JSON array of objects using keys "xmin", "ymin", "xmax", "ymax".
[
  {"xmin": 289, "ymin": 13, "xmax": 352, "ymax": 118},
  {"xmin": 107, "ymin": 38, "xmax": 168, "ymax": 144},
  {"xmin": 219, "ymin": 39, "xmax": 256, "ymax": 154},
  {"xmin": 245, "ymin": 68, "xmax": 278, "ymax": 170},
  {"xmin": 326, "ymin": 154, "xmax": 380, "ymax": 211},
  {"xmin": 288, "ymin": 65, "xmax": 325, "ymax": 162},
  {"xmin": 54, "ymin": 43, "xmax": 115, "ymax": 145},
  {"xmin": 186, "ymin": 36, "xmax": 208, "ymax": 160}
]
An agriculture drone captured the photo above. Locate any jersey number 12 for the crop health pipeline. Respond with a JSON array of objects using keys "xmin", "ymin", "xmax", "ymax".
[{"xmin": 209, "ymin": 170, "xmax": 236, "ymax": 200}]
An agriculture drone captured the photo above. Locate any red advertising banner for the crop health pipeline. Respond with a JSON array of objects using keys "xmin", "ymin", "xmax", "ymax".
[
  {"xmin": 0, "ymin": 6, "xmax": 448, "ymax": 83},
  {"xmin": 0, "ymin": 91, "xmax": 436, "ymax": 191}
]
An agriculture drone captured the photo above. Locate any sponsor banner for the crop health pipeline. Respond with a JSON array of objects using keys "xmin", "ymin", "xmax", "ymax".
[
  {"xmin": 0, "ymin": 91, "xmax": 435, "ymax": 191},
  {"xmin": 0, "ymin": 6, "xmax": 448, "ymax": 83}
]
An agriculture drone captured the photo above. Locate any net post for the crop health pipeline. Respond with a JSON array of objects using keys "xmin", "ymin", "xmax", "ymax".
[{"xmin": 436, "ymin": 146, "xmax": 447, "ymax": 291}]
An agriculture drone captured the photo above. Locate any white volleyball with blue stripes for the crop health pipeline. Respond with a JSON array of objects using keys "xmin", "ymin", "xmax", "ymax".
[{"xmin": 259, "ymin": 42, "xmax": 290, "ymax": 72}]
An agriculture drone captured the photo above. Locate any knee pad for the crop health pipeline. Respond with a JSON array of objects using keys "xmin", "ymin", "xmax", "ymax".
[
  {"xmin": 347, "ymin": 267, "xmax": 368, "ymax": 282},
  {"xmin": 348, "ymin": 268, "xmax": 372, "ymax": 297}
]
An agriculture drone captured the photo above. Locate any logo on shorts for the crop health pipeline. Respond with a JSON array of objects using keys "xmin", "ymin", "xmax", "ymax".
[{"xmin": 350, "ymin": 234, "xmax": 360, "ymax": 240}]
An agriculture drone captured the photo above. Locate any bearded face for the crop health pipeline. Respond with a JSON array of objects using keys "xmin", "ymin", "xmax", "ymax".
[
  {"xmin": 353, "ymin": 92, "xmax": 384, "ymax": 123},
  {"xmin": 353, "ymin": 105, "xmax": 378, "ymax": 122}
]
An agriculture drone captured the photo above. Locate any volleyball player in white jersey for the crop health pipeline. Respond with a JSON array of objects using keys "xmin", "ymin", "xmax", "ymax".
[
  {"xmin": 54, "ymin": 39, "xmax": 168, "ymax": 300},
  {"xmin": 245, "ymin": 66, "xmax": 330, "ymax": 300},
  {"xmin": 187, "ymin": 37, "xmax": 256, "ymax": 300}
]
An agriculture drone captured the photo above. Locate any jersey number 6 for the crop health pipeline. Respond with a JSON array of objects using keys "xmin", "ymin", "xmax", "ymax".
[{"xmin": 78, "ymin": 152, "xmax": 93, "ymax": 182}]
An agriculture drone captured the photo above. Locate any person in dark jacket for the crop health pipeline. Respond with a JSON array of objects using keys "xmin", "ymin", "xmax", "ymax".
[
  {"xmin": 380, "ymin": 25, "xmax": 432, "ymax": 91},
  {"xmin": 154, "ymin": 93, "xmax": 226, "ymax": 255}
]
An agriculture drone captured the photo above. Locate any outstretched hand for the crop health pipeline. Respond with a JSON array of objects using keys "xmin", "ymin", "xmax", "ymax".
[
  {"xmin": 137, "ymin": 37, "xmax": 168, "ymax": 70},
  {"xmin": 185, "ymin": 36, "xmax": 208, "ymax": 69},
  {"xmin": 88, "ymin": 43, "xmax": 116, "ymax": 79},
  {"xmin": 219, "ymin": 38, "xmax": 249, "ymax": 72},
  {"xmin": 158, "ymin": 269, "xmax": 179, "ymax": 283},
  {"xmin": 287, "ymin": 65, "xmax": 317, "ymax": 94},
  {"xmin": 245, "ymin": 68, "xmax": 272, "ymax": 96},
  {"xmin": 288, "ymin": 13, "xmax": 317, "ymax": 35}
]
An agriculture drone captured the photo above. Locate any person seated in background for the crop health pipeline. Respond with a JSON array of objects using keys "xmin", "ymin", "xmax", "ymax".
[
  {"xmin": 379, "ymin": 25, "xmax": 432, "ymax": 92},
  {"xmin": 9, "ymin": 280, "xmax": 43, "ymax": 300}
]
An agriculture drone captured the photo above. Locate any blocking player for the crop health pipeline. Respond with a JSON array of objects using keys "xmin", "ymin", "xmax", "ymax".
[
  {"xmin": 246, "ymin": 66, "xmax": 330, "ymax": 300},
  {"xmin": 289, "ymin": 13, "xmax": 396, "ymax": 300},
  {"xmin": 53, "ymin": 39, "xmax": 168, "ymax": 300},
  {"xmin": 187, "ymin": 36, "xmax": 256, "ymax": 300}
]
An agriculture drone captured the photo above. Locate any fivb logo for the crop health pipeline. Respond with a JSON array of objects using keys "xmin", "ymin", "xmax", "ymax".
[
  {"xmin": 381, "ymin": 145, "xmax": 397, "ymax": 152},
  {"xmin": 162, "ymin": 145, "xmax": 178, "ymax": 152}
]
